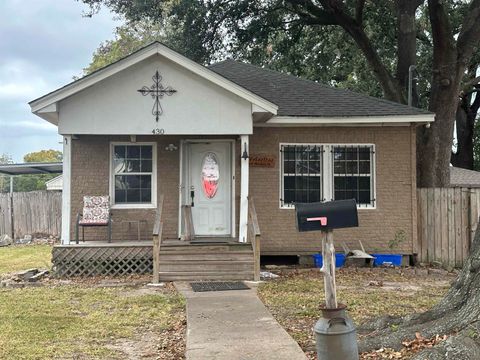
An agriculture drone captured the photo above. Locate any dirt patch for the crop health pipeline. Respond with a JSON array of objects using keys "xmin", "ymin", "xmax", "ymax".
[
  {"xmin": 107, "ymin": 314, "xmax": 186, "ymax": 360},
  {"xmin": 258, "ymin": 267, "xmax": 456, "ymax": 360}
]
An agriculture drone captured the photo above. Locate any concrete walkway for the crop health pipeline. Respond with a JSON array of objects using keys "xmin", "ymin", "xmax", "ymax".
[{"xmin": 176, "ymin": 282, "xmax": 308, "ymax": 360}]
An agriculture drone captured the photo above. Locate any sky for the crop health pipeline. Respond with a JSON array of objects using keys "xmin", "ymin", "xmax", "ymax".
[{"xmin": 0, "ymin": 0, "xmax": 121, "ymax": 162}]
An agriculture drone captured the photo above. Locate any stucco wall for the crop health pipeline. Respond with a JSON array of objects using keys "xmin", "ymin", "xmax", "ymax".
[
  {"xmin": 59, "ymin": 55, "xmax": 253, "ymax": 135},
  {"xmin": 70, "ymin": 126, "xmax": 416, "ymax": 254}
]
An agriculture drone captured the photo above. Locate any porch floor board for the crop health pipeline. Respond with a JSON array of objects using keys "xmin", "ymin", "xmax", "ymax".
[{"xmin": 56, "ymin": 237, "xmax": 241, "ymax": 248}]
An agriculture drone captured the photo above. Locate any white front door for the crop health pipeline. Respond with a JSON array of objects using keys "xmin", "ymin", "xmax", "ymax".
[{"xmin": 187, "ymin": 142, "xmax": 232, "ymax": 236}]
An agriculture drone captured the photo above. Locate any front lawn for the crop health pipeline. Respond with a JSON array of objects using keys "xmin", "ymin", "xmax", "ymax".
[
  {"xmin": 0, "ymin": 245, "xmax": 186, "ymax": 360},
  {"xmin": 0, "ymin": 244, "xmax": 51, "ymax": 273},
  {"xmin": 258, "ymin": 267, "xmax": 454, "ymax": 359}
]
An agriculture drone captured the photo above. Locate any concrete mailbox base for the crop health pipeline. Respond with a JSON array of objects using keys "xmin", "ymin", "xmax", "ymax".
[{"xmin": 314, "ymin": 304, "xmax": 359, "ymax": 360}]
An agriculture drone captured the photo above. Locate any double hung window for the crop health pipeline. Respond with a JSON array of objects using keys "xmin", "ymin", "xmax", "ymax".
[{"xmin": 111, "ymin": 143, "xmax": 156, "ymax": 207}]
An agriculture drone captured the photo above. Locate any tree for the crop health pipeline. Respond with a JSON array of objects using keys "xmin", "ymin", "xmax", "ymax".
[
  {"xmin": 81, "ymin": 0, "xmax": 480, "ymax": 187},
  {"xmin": 13, "ymin": 150, "xmax": 62, "ymax": 192},
  {"xmin": 357, "ymin": 225, "xmax": 480, "ymax": 358},
  {"xmin": 451, "ymin": 64, "xmax": 480, "ymax": 170},
  {"xmin": 84, "ymin": 1, "xmax": 217, "ymax": 74}
]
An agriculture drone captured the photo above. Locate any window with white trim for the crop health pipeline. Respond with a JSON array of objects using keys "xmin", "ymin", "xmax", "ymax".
[
  {"xmin": 280, "ymin": 144, "xmax": 375, "ymax": 208},
  {"xmin": 281, "ymin": 145, "xmax": 324, "ymax": 205},
  {"xmin": 112, "ymin": 144, "xmax": 155, "ymax": 205}
]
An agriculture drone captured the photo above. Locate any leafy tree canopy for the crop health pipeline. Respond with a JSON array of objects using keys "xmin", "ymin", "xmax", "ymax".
[
  {"xmin": 81, "ymin": 0, "xmax": 480, "ymax": 187},
  {"xmin": 23, "ymin": 149, "xmax": 62, "ymax": 163}
]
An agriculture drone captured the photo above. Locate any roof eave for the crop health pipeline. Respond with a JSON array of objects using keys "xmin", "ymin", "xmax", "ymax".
[{"xmin": 264, "ymin": 114, "xmax": 435, "ymax": 125}]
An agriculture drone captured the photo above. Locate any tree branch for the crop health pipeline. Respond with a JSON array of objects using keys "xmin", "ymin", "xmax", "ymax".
[
  {"xmin": 457, "ymin": 0, "xmax": 480, "ymax": 64},
  {"xmin": 285, "ymin": 0, "xmax": 338, "ymax": 24},
  {"xmin": 428, "ymin": 0, "xmax": 456, "ymax": 65},
  {"xmin": 355, "ymin": 0, "xmax": 366, "ymax": 25},
  {"xmin": 462, "ymin": 76, "xmax": 480, "ymax": 92},
  {"xmin": 315, "ymin": 0, "xmax": 404, "ymax": 101}
]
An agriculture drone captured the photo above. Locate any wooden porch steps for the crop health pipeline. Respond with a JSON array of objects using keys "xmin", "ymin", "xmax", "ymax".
[{"xmin": 158, "ymin": 243, "xmax": 255, "ymax": 281}]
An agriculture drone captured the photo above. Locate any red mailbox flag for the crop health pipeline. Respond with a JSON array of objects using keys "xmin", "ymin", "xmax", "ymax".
[{"xmin": 307, "ymin": 217, "xmax": 328, "ymax": 226}]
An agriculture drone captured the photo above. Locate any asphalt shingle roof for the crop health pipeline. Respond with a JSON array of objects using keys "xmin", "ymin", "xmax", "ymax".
[
  {"xmin": 450, "ymin": 167, "xmax": 480, "ymax": 188},
  {"xmin": 209, "ymin": 59, "xmax": 431, "ymax": 117}
]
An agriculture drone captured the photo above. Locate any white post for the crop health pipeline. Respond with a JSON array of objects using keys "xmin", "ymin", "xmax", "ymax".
[
  {"xmin": 239, "ymin": 135, "xmax": 249, "ymax": 243},
  {"xmin": 9, "ymin": 176, "xmax": 14, "ymax": 239},
  {"xmin": 321, "ymin": 230, "xmax": 338, "ymax": 308},
  {"xmin": 61, "ymin": 135, "xmax": 72, "ymax": 245}
]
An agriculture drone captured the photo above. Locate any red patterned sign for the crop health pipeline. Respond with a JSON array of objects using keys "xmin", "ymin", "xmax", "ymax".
[{"xmin": 250, "ymin": 154, "xmax": 275, "ymax": 168}]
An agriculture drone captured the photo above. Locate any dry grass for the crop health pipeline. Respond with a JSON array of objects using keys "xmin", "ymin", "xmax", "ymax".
[
  {"xmin": 0, "ymin": 244, "xmax": 51, "ymax": 273},
  {"xmin": 0, "ymin": 279, "xmax": 185, "ymax": 360},
  {"xmin": 258, "ymin": 267, "xmax": 454, "ymax": 359},
  {"xmin": 0, "ymin": 245, "xmax": 186, "ymax": 360}
]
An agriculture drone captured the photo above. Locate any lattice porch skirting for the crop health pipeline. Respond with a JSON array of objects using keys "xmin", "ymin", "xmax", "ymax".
[{"xmin": 52, "ymin": 245, "xmax": 153, "ymax": 277}]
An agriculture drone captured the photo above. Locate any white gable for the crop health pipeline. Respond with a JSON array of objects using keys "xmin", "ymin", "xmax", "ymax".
[
  {"xmin": 30, "ymin": 42, "xmax": 278, "ymax": 135},
  {"xmin": 59, "ymin": 55, "xmax": 255, "ymax": 135}
]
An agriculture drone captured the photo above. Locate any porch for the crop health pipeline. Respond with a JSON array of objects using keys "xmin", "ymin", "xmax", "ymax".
[
  {"xmin": 53, "ymin": 197, "xmax": 261, "ymax": 281},
  {"xmin": 52, "ymin": 239, "xmax": 257, "ymax": 280}
]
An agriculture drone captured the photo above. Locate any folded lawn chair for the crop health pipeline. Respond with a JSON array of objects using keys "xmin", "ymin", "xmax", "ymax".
[
  {"xmin": 75, "ymin": 196, "xmax": 112, "ymax": 243},
  {"xmin": 342, "ymin": 240, "xmax": 375, "ymax": 267}
]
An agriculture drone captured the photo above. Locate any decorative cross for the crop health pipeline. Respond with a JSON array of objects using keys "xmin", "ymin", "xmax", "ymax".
[{"xmin": 137, "ymin": 70, "xmax": 177, "ymax": 121}]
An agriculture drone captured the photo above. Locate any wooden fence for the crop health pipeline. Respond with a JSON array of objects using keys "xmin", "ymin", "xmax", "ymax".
[
  {"xmin": 417, "ymin": 187, "xmax": 480, "ymax": 268},
  {"xmin": 0, "ymin": 191, "xmax": 62, "ymax": 239}
]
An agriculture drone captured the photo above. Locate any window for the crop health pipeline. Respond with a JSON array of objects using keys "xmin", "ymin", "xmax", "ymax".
[
  {"xmin": 280, "ymin": 143, "xmax": 375, "ymax": 209},
  {"xmin": 281, "ymin": 145, "xmax": 323, "ymax": 206},
  {"xmin": 333, "ymin": 145, "xmax": 375, "ymax": 207},
  {"xmin": 111, "ymin": 143, "xmax": 156, "ymax": 207}
]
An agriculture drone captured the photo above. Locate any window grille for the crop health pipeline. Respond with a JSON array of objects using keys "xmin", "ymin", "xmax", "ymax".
[
  {"xmin": 280, "ymin": 145, "xmax": 323, "ymax": 207},
  {"xmin": 332, "ymin": 145, "xmax": 375, "ymax": 207},
  {"xmin": 113, "ymin": 145, "xmax": 153, "ymax": 204}
]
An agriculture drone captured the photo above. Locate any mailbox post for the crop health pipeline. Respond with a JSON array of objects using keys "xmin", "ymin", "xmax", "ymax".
[{"xmin": 296, "ymin": 199, "xmax": 359, "ymax": 360}]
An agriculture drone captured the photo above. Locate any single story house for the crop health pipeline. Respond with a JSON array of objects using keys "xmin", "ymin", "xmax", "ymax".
[
  {"xmin": 46, "ymin": 174, "xmax": 63, "ymax": 191},
  {"xmin": 29, "ymin": 42, "xmax": 434, "ymax": 279}
]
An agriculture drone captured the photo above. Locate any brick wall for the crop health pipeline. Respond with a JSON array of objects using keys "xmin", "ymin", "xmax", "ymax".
[
  {"xmin": 70, "ymin": 135, "xmax": 239, "ymax": 242},
  {"xmin": 70, "ymin": 126, "xmax": 416, "ymax": 255},
  {"xmin": 249, "ymin": 126, "xmax": 416, "ymax": 255}
]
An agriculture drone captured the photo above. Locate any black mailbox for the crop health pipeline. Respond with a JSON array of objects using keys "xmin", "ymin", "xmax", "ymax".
[{"xmin": 296, "ymin": 199, "xmax": 359, "ymax": 232}]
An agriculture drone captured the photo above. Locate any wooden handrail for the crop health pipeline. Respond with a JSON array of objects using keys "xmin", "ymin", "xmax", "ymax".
[
  {"xmin": 181, "ymin": 205, "xmax": 195, "ymax": 241},
  {"xmin": 248, "ymin": 197, "xmax": 261, "ymax": 281},
  {"xmin": 152, "ymin": 194, "xmax": 164, "ymax": 284},
  {"xmin": 153, "ymin": 194, "xmax": 164, "ymax": 236},
  {"xmin": 248, "ymin": 197, "xmax": 260, "ymax": 236}
]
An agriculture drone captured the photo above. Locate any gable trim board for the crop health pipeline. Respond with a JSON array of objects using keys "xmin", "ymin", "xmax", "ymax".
[{"xmin": 29, "ymin": 42, "xmax": 278, "ymax": 124}]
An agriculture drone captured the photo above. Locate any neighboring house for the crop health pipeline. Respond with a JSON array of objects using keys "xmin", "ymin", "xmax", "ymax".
[
  {"xmin": 46, "ymin": 175, "xmax": 63, "ymax": 191},
  {"xmin": 29, "ymin": 42, "xmax": 434, "ymax": 278},
  {"xmin": 450, "ymin": 166, "xmax": 480, "ymax": 188}
]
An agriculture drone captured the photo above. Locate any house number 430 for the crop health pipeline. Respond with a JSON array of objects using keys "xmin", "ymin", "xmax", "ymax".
[{"xmin": 152, "ymin": 128, "xmax": 165, "ymax": 135}]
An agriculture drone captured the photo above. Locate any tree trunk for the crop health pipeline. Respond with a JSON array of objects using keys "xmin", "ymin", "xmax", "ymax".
[
  {"xmin": 416, "ymin": 0, "xmax": 463, "ymax": 187},
  {"xmin": 451, "ymin": 99, "xmax": 475, "ymax": 170},
  {"xmin": 358, "ymin": 224, "xmax": 480, "ymax": 358},
  {"xmin": 417, "ymin": 83, "xmax": 460, "ymax": 187}
]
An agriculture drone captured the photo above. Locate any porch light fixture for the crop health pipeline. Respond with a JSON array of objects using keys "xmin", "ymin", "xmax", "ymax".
[
  {"xmin": 241, "ymin": 142, "xmax": 249, "ymax": 160},
  {"xmin": 165, "ymin": 143, "xmax": 178, "ymax": 151}
]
